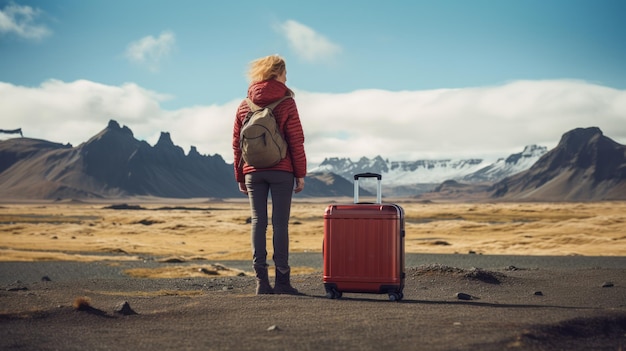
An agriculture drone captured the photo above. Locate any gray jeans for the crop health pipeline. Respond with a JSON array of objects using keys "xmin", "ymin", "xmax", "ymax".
[{"xmin": 245, "ymin": 171, "xmax": 294, "ymax": 268}]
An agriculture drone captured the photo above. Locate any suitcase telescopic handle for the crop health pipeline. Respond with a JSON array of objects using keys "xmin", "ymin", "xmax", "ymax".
[
  {"xmin": 353, "ymin": 172, "xmax": 382, "ymax": 180},
  {"xmin": 353, "ymin": 173, "xmax": 382, "ymax": 204}
]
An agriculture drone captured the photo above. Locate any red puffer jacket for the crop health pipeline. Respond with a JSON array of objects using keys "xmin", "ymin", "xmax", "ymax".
[{"xmin": 232, "ymin": 79, "xmax": 307, "ymax": 183}]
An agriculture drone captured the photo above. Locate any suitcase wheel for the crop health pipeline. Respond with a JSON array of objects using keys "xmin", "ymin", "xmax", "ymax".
[
  {"xmin": 388, "ymin": 292, "xmax": 403, "ymax": 302},
  {"xmin": 325, "ymin": 286, "xmax": 342, "ymax": 299}
]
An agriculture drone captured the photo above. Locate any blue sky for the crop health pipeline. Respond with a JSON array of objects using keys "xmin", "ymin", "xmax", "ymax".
[{"xmin": 2, "ymin": 0, "xmax": 626, "ymax": 165}]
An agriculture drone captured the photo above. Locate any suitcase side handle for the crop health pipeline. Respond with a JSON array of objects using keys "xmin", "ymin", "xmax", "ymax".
[{"xmin": 354, "ymin": 173, "xmax": 382, "ymax": 204}]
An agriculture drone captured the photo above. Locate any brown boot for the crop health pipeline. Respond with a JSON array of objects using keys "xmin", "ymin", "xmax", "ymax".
[
  {"xmin": 253, "ymin": 264, "xmax": 273, "ymax": 295},
  {"xmin": 273, "ymin": 267, "xmax": 301, "ymax": 295}
]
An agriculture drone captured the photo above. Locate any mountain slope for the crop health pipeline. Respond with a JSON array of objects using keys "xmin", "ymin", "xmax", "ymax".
[
  {"xmin": 0, "ymin": 120, "xmax": 240, "ymax": 199},
  {"xmin": 2, "ymin": 122, "xmax": 624, "ymax": 201},
  {"xmin": 0, "ymin": 138, "xmax": 82, "ymax": 198},
  {"xmin": 462, "ymin": 145, "xmax": 547, "ymax": 183},
  {"xmin": 302, "ymin": 172, "xmax": 370, "ymax": 197},
  {"xmin": 491, "ymin": 127, "xmax": 626, "ymax": 201},
  {"xmin": 0, "ymin": 120, "xmax": 358, "ymax": 200},
  {"xmin": 310, "ymin": 146, "xmax": 547, "ymax": 196}
]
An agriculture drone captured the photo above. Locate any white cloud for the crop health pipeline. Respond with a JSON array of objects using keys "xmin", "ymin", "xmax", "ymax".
[
  {"xmin": 1, "ymin": 79, "xmax": 625, "ymax": 168},
  {"xmin": 0, "ymin": 79, "xmax": 236, "ymax": 159},
  {"xmin": 277, "ymin": 20, "xmax": 341, "ymax": 63},
  {"xmin": 298, "ymin": 80, "xmax": 626, "ymax": 163},
  {"xmin": 124, "ymin": 31, "xmax": 176, "ymax": 72},
  {"xmin": 0, "ymin": 3, "xmax": 51, "ymax": 40}
]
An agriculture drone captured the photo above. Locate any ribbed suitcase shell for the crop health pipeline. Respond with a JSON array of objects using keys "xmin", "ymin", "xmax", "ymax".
[{"xmin": 323, "ymin": 174, "xmax": 405, "ymax": 301}]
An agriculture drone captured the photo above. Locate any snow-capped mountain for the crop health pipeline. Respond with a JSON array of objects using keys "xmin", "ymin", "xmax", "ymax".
[
  {"xmin": 309, "ymin": 145, "xmax": 548, "ymax": 196},
  {"xmin": 462, "ymin": 145, "xmax": 548, "ymax": 183}
]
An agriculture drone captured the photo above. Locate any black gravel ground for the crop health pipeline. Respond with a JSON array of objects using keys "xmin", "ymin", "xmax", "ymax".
[{"xmin": 1, "ymin": 254, "xmax": 625, "ymax": 351}]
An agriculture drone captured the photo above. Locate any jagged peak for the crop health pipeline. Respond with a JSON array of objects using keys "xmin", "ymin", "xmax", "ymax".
[
  {"xmin": 188, "ymin": 146, "xmax": 201, "ymax": 157},
  {"xmin": 107, "ymin": 120, "xmax": 120, "ymax": 129},
  {"xmin": 320, "ymin": 157, "xmax": 351, "ymax": 165},
  {"xmin": 154, "ymin": 131, "xmax": 185, "ymax": 156},
  {"xmin": 83, "ymin": 120, "xmax": 134, "ymax": 148},
  {"xmin": 521, "ymin": 144, "xmax": 548, "ymax": 155},
  {"xmin": 105, "ymin": 119, "xmax": 133, "ymax": 137},
  {"xmin": 156, "ymin": 132, "xmax": 174, "ymax": 147},
  {"xmin": 505, "ymin": 145, "xmax": 548, "ymax": 164}
]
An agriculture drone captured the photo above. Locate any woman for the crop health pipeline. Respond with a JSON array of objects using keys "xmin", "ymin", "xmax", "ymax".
[{"xmin": 232, "ymin": 55, "xmax": 307, "ymax": 295}]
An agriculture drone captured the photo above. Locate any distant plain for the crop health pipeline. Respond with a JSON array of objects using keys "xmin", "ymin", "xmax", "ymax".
[{"xmin": 1, "ymin": 199, "xmax": 624, "ymax": 278}]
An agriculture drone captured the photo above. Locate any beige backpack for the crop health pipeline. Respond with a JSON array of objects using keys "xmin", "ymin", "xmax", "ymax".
[{"xmin": 239, "ymin": 96, "xmax": 291, "ymax": 168}]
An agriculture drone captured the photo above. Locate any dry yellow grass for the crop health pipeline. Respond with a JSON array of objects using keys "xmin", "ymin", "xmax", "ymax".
[
  {"xmin": 1, "ymin": 200, "xmax": 625, "ymax": 266},
  {"xmin": 402, "ymin": 201, "xmax": 626, "ymax": 256}
]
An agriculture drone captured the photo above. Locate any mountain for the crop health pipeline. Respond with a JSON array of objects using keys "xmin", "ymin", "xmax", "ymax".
[
  {"xmin": 0, "ymin": 120, "xmax": 238, "ymax": 199},
  {"xmin": 3, "ymin": 122, "xmax": 623, "ymax": 201},
  {"xmin": 302, "ymin": 172, "xmax": 371, "ymax": 197},
  {"xmin": 462, "ymin": 145, "xmax": 548, "ymax": 183},
  {"xmin": 310, "ymin": 146, "xmax": 547, "ymax": 196},
  {"xmin": 491, "ymin": 127, "xmax": 626, "ymax": 201},
  {"xmin": 312, "ymin": 156, "xmax": 479, "ymax": 184},
  {"xmin": 0, "ymin": 120, "xmax": 358, "ymax": 200}
]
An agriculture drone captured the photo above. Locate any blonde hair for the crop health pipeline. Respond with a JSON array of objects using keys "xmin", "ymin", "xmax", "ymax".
[{"xmin": 247, "ymin": 55, "xmax": 286, "ymax": 83}]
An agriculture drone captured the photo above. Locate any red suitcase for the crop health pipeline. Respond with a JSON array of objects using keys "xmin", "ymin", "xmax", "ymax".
[{"xmin": 323, "ymin": 172, "xmax": 405, "ymax": 301}]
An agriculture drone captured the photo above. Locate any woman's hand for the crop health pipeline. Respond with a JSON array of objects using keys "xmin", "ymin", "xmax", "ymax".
[
  {"xmin": 294, "ymin": 177, "xmax": 305, "ymax": 193},
  {"xmin": 238, "ymin": 182, "xmax": 248, "ymax": 195}
]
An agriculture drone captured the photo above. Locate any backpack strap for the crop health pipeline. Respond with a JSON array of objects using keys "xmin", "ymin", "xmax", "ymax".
[{"xmin": 245, "ymin": 94, "xmax": 291, "ymax": 112}]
